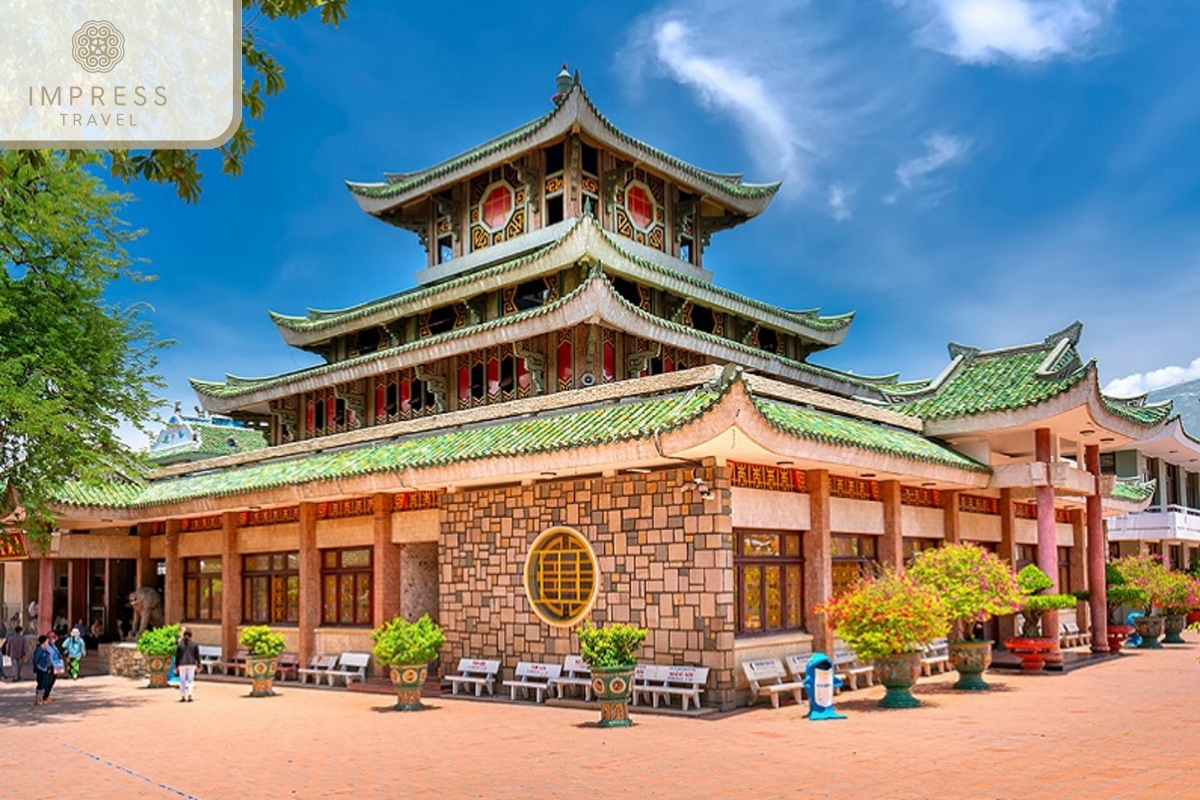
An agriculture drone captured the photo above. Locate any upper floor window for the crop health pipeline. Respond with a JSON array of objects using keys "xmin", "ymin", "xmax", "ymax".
[
  {"xmin": 626, "ymin": 184, "xmax": 654, "ymax": 229},
  {"xmin": 482, "ymin": 185, "xmax": 514, "ymax": 230}
]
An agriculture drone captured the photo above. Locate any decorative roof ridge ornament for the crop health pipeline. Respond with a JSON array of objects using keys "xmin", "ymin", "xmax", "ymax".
[
  {"xmin": 1043, "ymin": 319, "xmax": 1083, "ymax": 347},
  {"xmin": 552, "ymin": 63, "xmax": 573, "ymax": 105}
]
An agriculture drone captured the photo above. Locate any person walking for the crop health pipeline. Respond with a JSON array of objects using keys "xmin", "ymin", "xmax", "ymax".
[
  {"xmin": 63, "ymin": 628, "xmax": 86, "ymax": 679},
  {"xmin": 6, "ymin": 625, "xmax": 28, "ymax": 681},
  {"xmin": 32, "ymin": 635, "xmax": 55, "ymax": 706},
  {"xmin": 174, "ymin": 629, "xmax": 202, "ymax": 703}
]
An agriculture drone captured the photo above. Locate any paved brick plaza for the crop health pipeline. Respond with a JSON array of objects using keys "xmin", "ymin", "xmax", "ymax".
[{"xmin": 3, "ymin": 639, "xmax": 1198, "ymax": 800}]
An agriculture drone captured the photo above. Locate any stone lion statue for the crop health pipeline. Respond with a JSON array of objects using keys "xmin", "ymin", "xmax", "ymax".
[{"xmin": 127, "ymin": 587, "xmax": 164, "ymax": 641}]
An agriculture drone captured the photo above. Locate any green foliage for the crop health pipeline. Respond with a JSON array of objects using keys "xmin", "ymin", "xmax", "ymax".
[
  {"xmin": 816, "ymin": 569, "xmax": 949, "ymax": 662},
  {"xmin": 909, "ymin": 543, "xmax": 1022, "ymax": 640},
  {"xmin": 0, "ymin": 152, "xmax": 168, "ymax": 540},
  {"xmin": 136, "ymin": 624, "xmax": 181, "ymax": 656},
  {"xmin": 240, "ymin": 625, "xmax": 287, "ymax": 658},
  {"xmin": 575, "ymin": 621, "xmax": 648, "ymax": 669},
  {"xmin": 371, "ymin": 614, "xmax": 446, "ymax": 666},
  {"xmin": 1014, "ymin": 566, "xmax": 1076, "ymax": 637},
  {"xmin": 1112, "ymin": 554, "xmax": 1176, "ymax": 610}
]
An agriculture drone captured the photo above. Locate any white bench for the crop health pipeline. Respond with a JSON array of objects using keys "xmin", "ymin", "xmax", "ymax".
[
  {"xmin": 743, "ymin": 658, "xmax": 805, "ymax": 709},
  {"xmin": 445, "ymin": 658, "xmax": 501, "ymax": 697},
  {"xmin": 920, "ymin": 639, "xmax": 950, "ymax": 677},
  {"xmin": 552, "ymin": 655, "xmax": 593, "ymax": 701},
  {"xmin": 833, "ymin": 651, "xmax": 875, "ymax": 690},
  {"xmin": 631, "ymin": 663, "xmax": 658, "ymax": 706},
  {"xmin": 641, "ymin": 665, "xmax": 708, "ymax": 711},
  {"xmin": 1061, "ymin": 622, "xmax": 1091, "ymax": 648},
  {"xmin": 198, "ymin": 645, "xmax": 223, "ymax": 675},
  {"xmin": 502, "ymin": 661, "xmax": 561, "ymax": 703},
  {"xmin": 326, "ymin": 652, "xmax": 371, "ymax": 687},
  {"xmin": 216, "ymin": 648, "xmax": 248, "ymax": 677},
  {"xmin": 296, "ymin": 654, "xmax": 338, "ymax": 685}
]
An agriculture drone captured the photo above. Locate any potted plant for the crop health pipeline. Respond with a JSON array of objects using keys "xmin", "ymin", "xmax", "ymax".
[
  {"xmin": 240, "ymin": 625, "xmax": 286, "ymax": 697},
  {"xmin": 136, "ymin": 623, "xmax": 180, "ymax": 688},
  {"xmin": 1158, "ymin": 571, "xmax": 1199, "ymax": 644},
  {"xmin": 575, "ymin": 620, "xmax": 648, "ymax": 727},
  {"xmin": 1112, "ymin": 554, "xmax": 1172, "ymax": 648},
  {"xmin": 817, "ymin": 569, "xmax": 949, "ymax": 708},
  {"xmin": 1004, "ymin": 566, "xmax": 1076, "ymax": 671},
  {"xmin": 1076, "ymin": 563, "xmax": 1148, "ymax": 652},
  {"xmin": 371, "ymin": 614, "xmax": 446, "ymax": 711},
  {"xmin": 909, "ymin": 543, "xmax": 1022, "ymax": 691}
]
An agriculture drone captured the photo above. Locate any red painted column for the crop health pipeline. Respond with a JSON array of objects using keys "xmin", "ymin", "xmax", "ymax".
[
  {"xmin": 804, "ymin": 470, "xmax": 834, "ymax": 656},
  {"xmin": 998, "ymin": 490, "xmax": 1017, "ymax": 642},
  {"xmin": 37, "ymin": 557, "xmax": 54, "ymax": 635},
  {"xmin": 373, "ymin": 493, "xmax": 401, "ymax": 678},
  {"xmin": 220, "ymin": 513, "xmax": 242, "ymax": 664},
  {"xmin": 880, "ymin": 480, "xmax": 905, "ymax": 571},
  {"xmin": 1086, "ymin": 444, "xmax": 1109, "ymax": 652},
  {"xmin": 1035, "ymin": 428, "xmax": 1061, "ymax": 646},
  {"xmin": 297, "ymin": 502, "xmax": 320, "ymax": 668},
  {"xmin": 942, "ymin": 490, "xmax": 962, "ymax": 545},
  {"xmin": 163, "ymin": 519, "xmax": 183, "ymax": 624}
]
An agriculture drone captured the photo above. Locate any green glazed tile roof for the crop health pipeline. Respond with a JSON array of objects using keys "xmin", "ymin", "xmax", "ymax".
[
  {"xmin": 198, "ymin": 263, "xmax": 864, "ymax": 402},
  {"xmin": 147, "ymin": 424, "xmax": 268, "ymax": 465},
  {"xmin": 57, "ymin": 384, "xmax": 728, "ymax": 509},
  {"xmin": 751, "ymin": 398, "xmax": 988, "ymax": 472},
  {"xmin": 891, "ymin": 346, "xmax": 1090, "ymax": 421},
  {"xmin": 1099, "ymin": 394, "xmax": 1173, "ymax": 426},
  {"xmin": 270, "ymin": 216, "xmax": 851, "ymax": 337},
  {"xmin": 346, "ymin": 85, "xmax": 779, "ymax": 204},
  {"xmin": 56, "ymin": 371, "xmax": 988, "ymax": 510},
  {"xmin": 1111, "ymin": 479, "xmax": 1156, "ymax": 503}
]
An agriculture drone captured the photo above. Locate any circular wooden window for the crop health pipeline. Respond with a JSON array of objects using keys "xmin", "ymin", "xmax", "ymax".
[{"xmin": 524, "ymin": 526, "xmax": 599, "ymax": 627}]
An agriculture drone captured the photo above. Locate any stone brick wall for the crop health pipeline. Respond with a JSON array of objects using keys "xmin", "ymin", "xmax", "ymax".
[{"xmin": 439, "ymin": 465, "xmax": 739, "ymax": 709}]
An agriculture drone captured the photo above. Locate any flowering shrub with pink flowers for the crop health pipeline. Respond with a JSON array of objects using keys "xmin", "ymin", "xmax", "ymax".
[
  {"xmin": 816, "ymin": 569, "xmax": 949, "ymax": 662},
  {"xmin": 909, "ymin": 543, "xmax": 1023, "ymax": 641}
]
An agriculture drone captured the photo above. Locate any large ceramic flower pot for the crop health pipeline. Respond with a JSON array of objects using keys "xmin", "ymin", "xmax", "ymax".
[
  {"xmin": 875, "ymin": 653, "xmax": 922, "ymax": 709},
  {"xmin": 144, "ymin": 653, "xmax": 172, "ymax": 688},
  {"xmin": 590, "ymin": 664, "xmax": 635, "ymax": 727},
  {"xmin": 948, "ymin": 640, "xmax": 993, "ymax": 691},
  {"xmin": 1162, "ymin": 614, "xmax": 1187, "ymax": 645},
  {"xmin": 246, "ymin": 655, "xmax": 279, "ymax": 697},
  {"xmin": 1003, "ymin": 637, "xmax": 1057, "ymax": 672},
  {"xmin": 1133, "ymin": 616, "xmax": 1164, "ymax": 649},
  {"xmin": 1106, "ymin": 624, "xmax": 1133, "ymax": 652},
  {"xmin": 1186, "ymin": 611, "xmax": 1200, "ymax": 626},
  {"xmin": 390, "ymin": 663, "xmax": 429, "ymax": 711}
]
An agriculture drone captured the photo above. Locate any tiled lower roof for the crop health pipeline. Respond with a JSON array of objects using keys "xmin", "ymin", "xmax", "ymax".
[
  {"xmin": 1111, "ymin": 479, "xmax": 1156, "ymax": 503},
  {"xmin": 55, "ymin": 371, "xmax": 986, "ymax": 510}
]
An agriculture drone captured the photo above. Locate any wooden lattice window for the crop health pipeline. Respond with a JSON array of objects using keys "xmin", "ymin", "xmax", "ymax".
[
  {"xmin": 734, "ymin": 531, "xmax": 803, "ymax": 635},
  {"xmin": 321, "ymin": 547, "xmax": 373, "ymax": 626},
  {"xmin": 243, "ymin": 552, "xmax": 299, "ymax": 624},
  {"xmin": 184, "ymin": 557, "xmax": 222, "ymax": 622},
  {"xmin": 524, "ymin": 527, "xmax": 598, "ymax": 626}
]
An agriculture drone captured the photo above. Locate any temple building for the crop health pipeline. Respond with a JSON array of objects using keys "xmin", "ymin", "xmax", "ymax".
[{"xmin": 0, "ymin": 68, "xmax": 1174, "ymax": 707}]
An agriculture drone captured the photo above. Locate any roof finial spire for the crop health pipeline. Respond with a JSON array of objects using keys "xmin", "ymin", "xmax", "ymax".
[{"xmin": 553, "ymin": 63, "xmax": 573, "ymax": 105}]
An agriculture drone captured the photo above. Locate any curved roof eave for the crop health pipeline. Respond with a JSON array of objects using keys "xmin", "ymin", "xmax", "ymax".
[
  {"xmin": 195, "ymin": 271, "xmax": 877, "ymax": 415},
  {"xmin": 346, "ymin": 86, "xmax": 779, "ymax": 218},
  {"xmin": 269, "ymin": 216, "xmax": 851, "ymax": 348}
]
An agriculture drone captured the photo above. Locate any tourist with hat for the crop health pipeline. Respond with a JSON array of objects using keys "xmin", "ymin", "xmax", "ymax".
[{"xmin": 63, "ymin": 627, "xmax": 86, "ymax": 679}]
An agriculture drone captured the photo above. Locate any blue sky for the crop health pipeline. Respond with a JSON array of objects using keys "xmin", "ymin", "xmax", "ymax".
[{"xmin": 110, "ymin": 0, "xmax": 1200, "ymax": 441}]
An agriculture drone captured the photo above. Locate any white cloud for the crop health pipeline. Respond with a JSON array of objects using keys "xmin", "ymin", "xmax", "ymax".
[
  {"xmin": 827, "ymin": 183, "xmax": 854, "ymax": 221},
  {"xmin": 896, "ymin": 133, "xmax": 970, "ymax": 187},
  {"xmin": 898, "ymin": 0, "xmax": 1119, "ymax": 64},
  {"xmin": 1105, "ymin": 357, "xmax": 1200, "ymax": 398}
]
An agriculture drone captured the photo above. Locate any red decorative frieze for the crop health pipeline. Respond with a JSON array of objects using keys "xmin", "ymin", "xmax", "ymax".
[
  {"xmin": 830, "ymin": 475, "xmax": 879, "ymax": 502},
  {"xmin": 959, "ymin": 494, "xmax": 999, "ymax": 515},
  {"xmin": 727, "ymin": 460, "xmax": 808, "ymax": 493},
  {"xmin": 317, "ymin": 496, "xmax": 375, "ymax": 520},
  {"xmin": 1056, "ymin": 508, "xmax": 1071, "ymax": 524},
  {"xmin": 393, "ymin": 490, "xmax": 445, "ymax": 512},
  {"xmin": 241, "ymin": 506, "xmax": 300, "ymax": 528},
  {"xmin": 180, "ymin": 515, "xmax": 222, "ymax": 533},
  {"xmin": 0, "ymin": 530, "xmax": 28, "ymax": 560},
  {"xmin": 900, "ymin": 486, "xmax": 941, "ymax": 508},
  {"xmin": 1015, "ymin": 503, "xmax": 1037, "ymax": 520}
]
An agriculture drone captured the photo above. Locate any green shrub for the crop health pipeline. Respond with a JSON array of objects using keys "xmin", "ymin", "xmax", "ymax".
[
  {"xmin": 1015, "ymin": 565, "xmax": 1076, "ymax": 637},
  {"xmin": 136, "ymin": 624, "xmax": 181, "ymax": 656},
  {"xmin": 239, "ymin": 625, "xmax": 287, "ymax": 658},
  {"xmin": 371, "ymin": 614, "xmax": 446, "ymax": 665},
  {"xmin": 576, "ymin": 621, "xmax": 648, "ymax": 669},
  {"xmin": 816, "ymin": 569, "xmax": 949, "ymax": 662}
]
